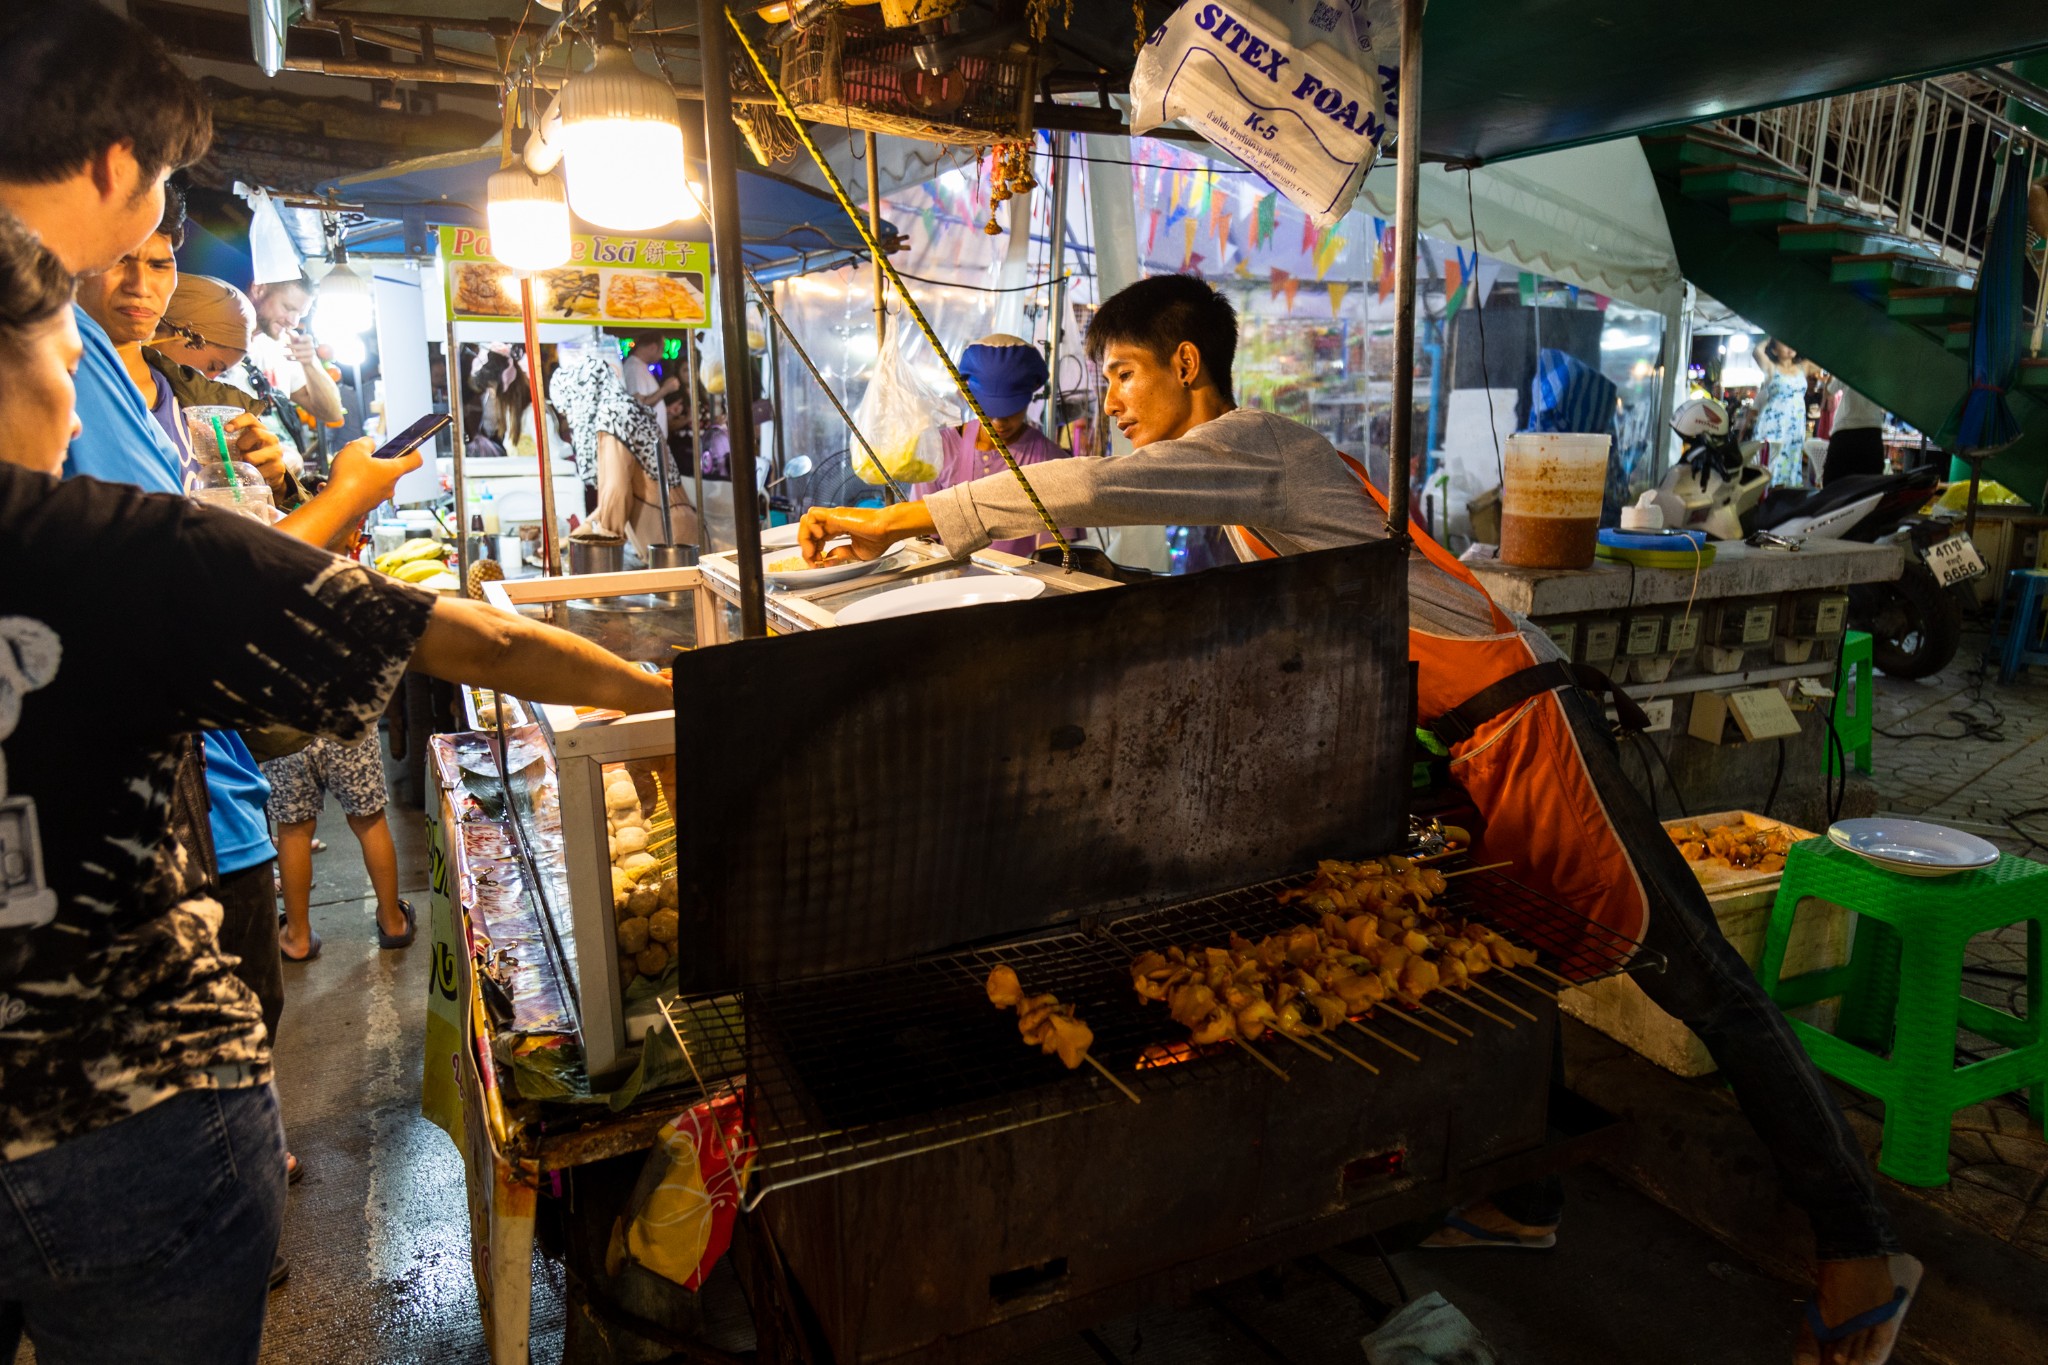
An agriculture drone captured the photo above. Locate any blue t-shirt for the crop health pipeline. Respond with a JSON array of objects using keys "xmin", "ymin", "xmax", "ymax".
[{"xmin": 64, "ymin": 309, "xmax": 276, "ymax": 875}]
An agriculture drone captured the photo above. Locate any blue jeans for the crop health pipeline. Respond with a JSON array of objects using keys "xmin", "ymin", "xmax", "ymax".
[{"xmin": 0, "ymin": 1085, "xmax": 285, "ymax": 1365}]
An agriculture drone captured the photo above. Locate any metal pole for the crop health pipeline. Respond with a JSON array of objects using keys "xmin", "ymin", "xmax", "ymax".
[
  {"xmin": 444, "ymin": 315, "xmax": 470, "ymax": 585},
  {"xmin": 684, "ymin": 328, "xmax": 706, "ymax": 538},
  {"xmin": 767, "ymin": 299, "xmax": 787, "ymax": 485},
  {"xmin": 1804, "ymin": 96, "xmax": 1830, "ymax": 224},
  {"xmin": 653, "ymin": 347, "xmax": 676, "ymax": 546},
  {"xmin": 865, "ymin": 130, "xmax": 887, "ymax": 345},
  {"xmin": 1042, "ymin": 131, "xmax": 1069, "ymax": 440},
  {"xmin": 517, "ymin": 276, "xmax": 560, "ymax": 577},
  {"xmin": 699, "ymin": 0, "xmax": 767, "ymax": 636},
  {"xmin": 1386, "ymin": 0, "xmax": 1422, "ymax": 542}
]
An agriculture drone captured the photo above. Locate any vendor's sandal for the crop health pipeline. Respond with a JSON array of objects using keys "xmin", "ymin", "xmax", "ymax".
[
  {"xmin": 280, "ymin": 930, "xmax": 322, "ymax": 963},
  {"xmin": 310, "ymin": 838, "xmax": 328, "ymax": 854},
  {"xmin": 1420, "ymin": 1211, "xmax": 1558, "ymax": 1251},
  {"xmin": 377, "ymin": 900, "xmax": 417, "ymax": 950},
  {"xmin": 268, "ymin": 1253, "xmax": 290, "ymax": 1292},
  {"xmin": 286, "ymin": 1151, "xmax": 304, "ymax": 1185},
  {"xmin": 1795, "ymin": 1255, "xmax": 1923, "ymax": 1365}
]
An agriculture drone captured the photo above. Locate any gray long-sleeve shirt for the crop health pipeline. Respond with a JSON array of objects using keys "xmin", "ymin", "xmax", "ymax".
[{"xmin": 924, "ymin": 408, "xmax": 1529, "ymax": 645}]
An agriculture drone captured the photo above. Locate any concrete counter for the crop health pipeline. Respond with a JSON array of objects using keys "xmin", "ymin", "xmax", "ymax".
[{"xmin": 1468, "ymin": 539, "xmax": 1903, "ymax": 617}]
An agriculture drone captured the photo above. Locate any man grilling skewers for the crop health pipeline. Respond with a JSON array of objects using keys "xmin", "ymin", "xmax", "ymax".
[{"xmin": 803, "ymin": 275, "xmax": 1919, "ymax": 1365}]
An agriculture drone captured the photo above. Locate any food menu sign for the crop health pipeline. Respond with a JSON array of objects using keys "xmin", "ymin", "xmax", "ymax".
[{"xmin": 438, "ymin": 227, "xmax": 709, "ymax": 327}]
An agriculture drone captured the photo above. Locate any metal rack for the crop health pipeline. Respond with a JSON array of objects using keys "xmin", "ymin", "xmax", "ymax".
[{"xmin": 704, "ymin": 864, "xmax": 1660, "ymax": 1202}]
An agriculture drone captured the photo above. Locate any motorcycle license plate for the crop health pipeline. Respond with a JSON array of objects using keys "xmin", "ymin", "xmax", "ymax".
[{"xmin": 1924, "ymin": 535, "xmax": 1985, "ymax": 587}]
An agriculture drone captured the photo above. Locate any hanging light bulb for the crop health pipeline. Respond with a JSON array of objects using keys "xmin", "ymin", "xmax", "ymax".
[
  {"xmin": 314, "ymin": 262, "xmax": 374, "ymax": 340},
  {"xmin": 557, "ymin": 42, "xmax": 687, "ymax": 231},
  {"xmin": 487, "ymin": 163, "xmax": 572, "ymax": 271}
]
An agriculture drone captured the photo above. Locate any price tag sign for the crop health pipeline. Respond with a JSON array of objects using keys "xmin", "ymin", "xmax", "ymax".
[{"xmin": 1924, "ymin": 535, "xmax": 1985, "ymax": 588}]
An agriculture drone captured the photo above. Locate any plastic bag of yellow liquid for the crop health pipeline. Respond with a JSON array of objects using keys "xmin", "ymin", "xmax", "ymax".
[
  {"xmin": 851, "ymin": 324, "xmax": 957, "ymax": 485},
  {"xmin": 606, "ymin": 1092, "xmax": 753, "ymax": 1290},
  {"xmin": 1929, "ymin": 479, "xmax": 2028, "ymax": 514}
]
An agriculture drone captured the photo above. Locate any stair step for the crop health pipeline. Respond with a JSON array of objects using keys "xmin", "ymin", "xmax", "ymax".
[
  {"xmin": 1729, "ymin": 193, "xmax": 1869, "ymax": 228},
  {"xmin": 1831, "ymin": 252, "xmax": 1969, "ymax": 294},
  {"xmin": 1682, "ymin": 163, "xmax": 1809, "ymax": 200},
  {"xmin": 1887, "ymin": 286, "xmax": 1976, "ymax": 326},
  {"xmin": 1776, "ymin": 222, "xmax": 1900, "ymax": 254},
  {"xmin": 1946, "ymin": 322, "xmax": 1973, "ymax": 352},
  {"xmin": 1643, "ymin": 130, "xmax": 1787, "ymax": 175},
  {"xmin": 2020, "ymin": 357, "xmax": 2048, "ymax": 389}
]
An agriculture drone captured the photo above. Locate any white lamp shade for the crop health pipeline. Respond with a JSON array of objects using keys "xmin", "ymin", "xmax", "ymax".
[
  {"xmin": 558, "ymin": 44, "xmax": 689, "ymax": 231},
  {"xmin": 487, "ymin": 165, "xmax": 572, "ymax": 271},
  {"xmin": 314, "ymin": 264, "xmax": 374, "ymax": 339}
]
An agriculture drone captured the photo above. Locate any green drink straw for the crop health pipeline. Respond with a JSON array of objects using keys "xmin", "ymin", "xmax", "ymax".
[{"xmin": 209, "ymin": 415, "xmax": 242, "ymax": 504}]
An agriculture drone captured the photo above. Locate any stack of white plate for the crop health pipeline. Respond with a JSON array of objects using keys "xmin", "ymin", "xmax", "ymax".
[{"xmin": 1825, "ymin": 818, "xmax": 2000, "ymax": 878}]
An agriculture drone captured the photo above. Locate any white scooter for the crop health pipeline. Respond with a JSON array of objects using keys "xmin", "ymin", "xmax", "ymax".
[{"xmin": 1649, "ymin": 398, "xmax": 1772, "ymax": 541}]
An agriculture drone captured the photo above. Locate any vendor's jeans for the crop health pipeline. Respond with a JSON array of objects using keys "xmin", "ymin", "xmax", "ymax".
[
  {"xmin": 0, "ymin": 1085, "xmax": 285, "ymax": 1365},
  {"xmin": 1552, "ymin": 690, "xmax": 1902, "ymax": 1261}
]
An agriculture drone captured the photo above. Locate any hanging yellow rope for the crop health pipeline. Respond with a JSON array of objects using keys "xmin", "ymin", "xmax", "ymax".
[{"xmin": 723, "ymin": 10, "xmax": 1072, "ymax": 568}]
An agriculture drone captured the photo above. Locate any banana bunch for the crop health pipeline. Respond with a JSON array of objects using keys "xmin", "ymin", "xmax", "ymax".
[{"xmin": 373, "ymin": 538, "xmax": 446, "ymax": 575}]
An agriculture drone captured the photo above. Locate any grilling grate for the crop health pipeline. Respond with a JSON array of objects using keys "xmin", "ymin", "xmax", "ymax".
[{"xmin": 690, "ymin": 864, "xmax": 1660, "ymax": 1202}]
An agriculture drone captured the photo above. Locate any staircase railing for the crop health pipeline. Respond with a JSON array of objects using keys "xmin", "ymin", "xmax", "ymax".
[{"xmin": 1715, "ymin": 74, "xmax": 2047, "ymax": 355}]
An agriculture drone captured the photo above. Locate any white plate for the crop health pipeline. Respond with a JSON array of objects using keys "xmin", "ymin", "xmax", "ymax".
[
  {"xmin": 834, "ymin": 575, "xmax": 1046, "ymax": 624},
  {"xmin": 761, "ymin": 542, "xmax": 899, "ymax": 587},
  {"xmin": 759, "ymin": 523, "xmax": 801, "ymax": 549},
  {"xmin": 1826, "ymin": 818, "xmax": 1999, "ymax": 877}
]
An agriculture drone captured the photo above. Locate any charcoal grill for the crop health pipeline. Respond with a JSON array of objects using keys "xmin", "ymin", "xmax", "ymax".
[{"xmin": 659, "ymin": 541, "xmax": 1658, "ymax": 1363}]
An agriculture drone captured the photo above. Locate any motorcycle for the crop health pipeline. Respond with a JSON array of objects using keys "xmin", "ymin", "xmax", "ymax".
[
  {"xmin": 1650, "ymin": 398, "xmax": 1981, "ymax": 679},
  {"xmin": 1751, "ymin": 467, "xmax": 1981, "ymax": 679}
]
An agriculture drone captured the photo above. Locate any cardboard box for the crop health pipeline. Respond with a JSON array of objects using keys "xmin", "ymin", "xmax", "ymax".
[{"xmin": 1560, "ymin": 812, "xmax": 1852, "ymax": 1078}]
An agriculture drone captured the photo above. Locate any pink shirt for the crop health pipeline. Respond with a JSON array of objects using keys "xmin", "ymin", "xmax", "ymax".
[{"xmin": 913, "ymin": 422, "xmax": 1085, "ymax": 557}]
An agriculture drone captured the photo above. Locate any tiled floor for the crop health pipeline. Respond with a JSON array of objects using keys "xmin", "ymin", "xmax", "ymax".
[{"xmin": 1828, "ymin": 634, "xmax": 2048, "ymax": 1264}]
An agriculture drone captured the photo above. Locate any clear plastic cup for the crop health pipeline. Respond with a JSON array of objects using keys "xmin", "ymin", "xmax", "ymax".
[
  {"xmin": 1499, "ymin": 433, "xmax": 1610, "ymax": 569},
  {"xmin": 183, "ymin": 405, "xmax": 248, "ymax": 470},
  {"xmin": 190, "ymin": 460, "xmax": 278, "ymax": 524}
]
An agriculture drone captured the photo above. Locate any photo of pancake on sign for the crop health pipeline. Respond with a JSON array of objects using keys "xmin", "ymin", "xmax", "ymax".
[{"xmin": 1131, "ymin": 0, "xmax": 1403, "ymax": 227}]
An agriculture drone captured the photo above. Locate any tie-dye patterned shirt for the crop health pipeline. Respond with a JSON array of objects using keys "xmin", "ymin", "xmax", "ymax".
[{"xmin": 0, "ymin": 466, "xmax": 433, "ymax": 1158}]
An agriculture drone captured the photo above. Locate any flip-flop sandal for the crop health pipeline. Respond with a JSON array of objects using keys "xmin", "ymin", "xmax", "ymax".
[
  {"xmin": 286, "ymin": 1151, "xmax": 304, "ymax": 1185},
  {"xmin": 281, "ymin": 930, "xmax": 322, "ymax": 963},
  {"xmin": 1798, "ymin": 1255, "xmax": 1923, "ymax": 1365},
  {"xmin": 1420, "ymin": 1212, "xmax": 1558, "ymax": 1251},
  {"xmin": 377, "ymin": 900, "xmax": 417, "ymax": 950},
  {"xmin": 268, "ymin": 1252, "xmax": 290, "ymax": 1292},
  {"xmin": 309, "ymin": 838, "xmax": 327, "ymax": 853}
]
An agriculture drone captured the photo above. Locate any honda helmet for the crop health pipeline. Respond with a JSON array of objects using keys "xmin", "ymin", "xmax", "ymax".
[{"xmin": 1671, "ymin": 396, "xmax": 1730, "ymax": 439}]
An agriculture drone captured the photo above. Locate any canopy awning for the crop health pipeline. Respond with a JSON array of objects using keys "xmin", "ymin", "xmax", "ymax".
[{"xmin": 316, "ymin": 149, "xmax": 894, "ymax": 281}]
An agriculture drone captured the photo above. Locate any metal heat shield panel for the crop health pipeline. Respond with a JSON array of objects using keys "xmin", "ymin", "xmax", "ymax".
[{"xmin": 670, "ymin": 540, "xmax": 1410, "ymax": 993}]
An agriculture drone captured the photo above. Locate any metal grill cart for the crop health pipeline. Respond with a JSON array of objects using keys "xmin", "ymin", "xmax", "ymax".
[{"xmin": 647, "ymin": 538, "xmax": 1656, "ymax": 1364}]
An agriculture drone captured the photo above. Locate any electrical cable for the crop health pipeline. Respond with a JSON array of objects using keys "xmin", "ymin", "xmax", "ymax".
[
  {"xmin": 875, "ymin": 268, "xmax": 1077, "ymax": 294},
  {"xmin": 1641, "ymin": 731, "xmax": 1692, "ymax": 818},
  {"xmin": 1046, "ymin": 146, "xmax": 1257, "ymax": 173},
  {"xmin": 1762, "ymin": 736, "xmax": 1787, "ymax": 820},
  {"xmin": 1369, "ymin": 1232, "xmax": 1410, "ymax": 1306},
  {"xmin": 1465, "ymin": 169, "xmax": 1502, "ymax": 486}
]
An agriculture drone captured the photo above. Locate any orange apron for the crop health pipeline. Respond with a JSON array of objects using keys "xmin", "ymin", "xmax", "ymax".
[{"xmin": 1236, "ymin": 456, "xmax": 1648, "ymax": 970}]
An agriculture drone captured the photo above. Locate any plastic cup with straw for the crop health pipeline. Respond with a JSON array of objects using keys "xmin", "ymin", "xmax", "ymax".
[{"xmin": 184, "ymin": 405, "xmax": 253, "ymax": 506}]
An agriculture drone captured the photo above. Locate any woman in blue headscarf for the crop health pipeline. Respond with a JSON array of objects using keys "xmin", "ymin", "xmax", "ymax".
[{"xmin": 911, "ymin": 334, "xmax": 1087, "ymax": 556}]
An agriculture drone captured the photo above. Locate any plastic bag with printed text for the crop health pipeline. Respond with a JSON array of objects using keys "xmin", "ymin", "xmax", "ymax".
[
  {"xmin": 850, "ymin": 323, "xmax": 956, "ymax": 486},
  {"xmin": 1130, "ymin": 0, "xmax": 1409, "ymax": 228}
]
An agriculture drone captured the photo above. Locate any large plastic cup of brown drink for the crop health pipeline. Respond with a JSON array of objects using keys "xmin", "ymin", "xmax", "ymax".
[{"xmin": 1499, "ymin": 432, "xmax": 1610, "ymax": 569}]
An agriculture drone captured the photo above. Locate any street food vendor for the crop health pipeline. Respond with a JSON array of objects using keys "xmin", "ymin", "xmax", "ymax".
[
  {"xmin": 801, "ymin": 275, "xmax": 1918, "ymax": 1365},
  {"xmin": 909, "ymin": 333, "xmax": 1083, "ymax": 557}
]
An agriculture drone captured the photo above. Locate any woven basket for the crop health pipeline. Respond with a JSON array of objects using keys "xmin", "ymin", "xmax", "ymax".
[{"xmin": 779, "ymin": 10, "xmax": 1037, "ymax": 147}]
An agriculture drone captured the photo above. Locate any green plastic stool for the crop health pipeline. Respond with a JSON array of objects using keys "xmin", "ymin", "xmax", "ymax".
[
  {"xmin": 1823, "ymin": 631, "xmax": 1874, "ymax": 780},
  {"xmin": 1759, "ymin": 838, "xmax": 2048, "ymax": 1188}
]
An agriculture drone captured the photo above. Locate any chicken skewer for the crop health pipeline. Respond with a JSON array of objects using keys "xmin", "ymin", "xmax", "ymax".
[{"xmin": 985, "ymin": 965, "xmax": 1141, "ymax": 1105}]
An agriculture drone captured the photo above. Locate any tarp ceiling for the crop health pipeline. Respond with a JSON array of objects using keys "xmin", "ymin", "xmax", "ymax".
[{"xmin": 316, "ymin": 149, "xmax": 895, "ymax": 280}]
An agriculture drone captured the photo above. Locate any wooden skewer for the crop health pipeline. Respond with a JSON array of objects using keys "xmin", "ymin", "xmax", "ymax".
[
  {"xmin": 1267, "ymin": 1027, "xmax": 1334, "ymax": 1062},
  {"xmin": 1404, "ymin": 996, "xmax": 1477, "ymax": 1037},
  {"xmin": 1466, "ymin": 979, "xmax": 1540, "ymax": 1022},
  {"xmin": 1489, "ymin": 966, "xmax": 1560, "ymax": 1000},
  {"xmin": 1442, "ymin": 860, "xmax": 1514, "ymax": 879},
  {"xmin": 1231, "ymin": 1036, "xmax": 1291, "ymax": 1081},
  {"xmin": 1085, "ymin": 1054, "xmax": 1142, "ymax": 1105},
  {"xmin": 1313, "ymin": 1030, "xmax": 1382, "ymax": 1074},
  {"xmin": 1346, "ymin": 1018, "xmax": 1422, "ymax": 1062},
  {"xmin": 1375, "ymin": 1004, "xmax": 1459, "ymax": 1045},
  {"xmin": 1518, "ymin": 958, "xmax": 1580, "ymax": 991},
  {"xmin": 1441, "ymin": 990, "xmax": 1516, "ymax": 1029}
]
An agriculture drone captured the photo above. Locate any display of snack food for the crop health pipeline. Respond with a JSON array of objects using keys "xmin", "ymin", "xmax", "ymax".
[
  {"xmin": 542, "ymin": 267, "xmax": 599, "ymax": 318},
  {"xmin": 1669, "ymin": 820, "xmax": 1798, "ymax": 872},
  {"xmin": 604, "ymin": 271, "xmax": 705, "ymax": 321},
  {"xmin": 605, "ymin": 763, "xmax": 678, "ymax": 986},
  {"xmin": 453, "ymin": 262, "xmax": 516, "ymax": 315}
]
